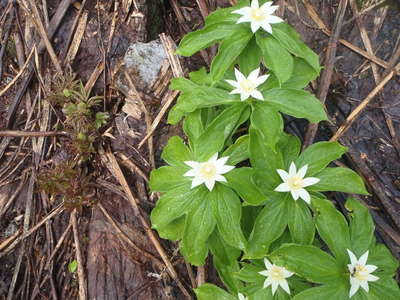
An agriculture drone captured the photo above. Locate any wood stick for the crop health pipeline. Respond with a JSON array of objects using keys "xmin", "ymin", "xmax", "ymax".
[
  {"xmin": 71, "ymin": 210, "xmax": 87, "ymax": 300},
  {"xmin": 0, "ymin": 130, "xmax": 69, "ymax": 137}
]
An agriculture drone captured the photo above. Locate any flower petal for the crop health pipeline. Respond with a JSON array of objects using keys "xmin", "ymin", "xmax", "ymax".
[
  {"xmin": 226, "ymin": 79, "xmax": 239, "ymax": 88},
  {"xmin": 251, "ymin": 21, "xmax": 261, "ymax": 33},
  {"xmin": 214, "ymin": 174, "xmax": 227, "ymax": 182},
  {"xmin": 263, "ymin": 277, "xmax": 272, "ymax": 289},
  {"xmin": 251, "ymin": 0, "xmax": 260, "ymax": 9},
  {"xmin": 230, "ymin": 88, "xmax": 241, "ymax": 95},
  {"xmin": 365, "ymin": 264, "xmax": 378, "ymax": 273},
  {"xmin": 367, "ymin": 274, "xmax": 379, "ymax": 282},
  {"xmin": 261, "ymin": 22, "xmax": 273, "ymax": 34},
  {"xmin": 232, "ymin": 7, "xmax": 251, "ymax": 16},
  {"xmin": 258, "ymin": 270, "xmax": 269, "ymax": 277},
  {"xmin": 254, "ymin": 74, "xmax": 269, "ymax": 86},
  {"xmin": 290, "ymin": 189, "xmax": 300, "ymax": 200},
  {"xmin": 240, "ymin": 92, "xmax": 251, "ymax": 101},
  {"xmin": 264, "ymin": 258, "xmax": 273, "ymax": 269},
  {"xmin": 204, "ymin": 179, "xmax": 215, "ymax": 191},
  {"xmin": 267, "ymin": 15, "xmax": 283, "ymax": 24},
  {"xmin": 218, "ymin": 165, "xmax": 235, "ymax": 174},
  {"xmin": 277, "ymin": 169, "xmax": 289, "ymax": 181},
  {"xmin": 289, "ymin": 162, "xmax": 297, "ymax": 177},
  {"xmin": 236, "ymin": 15, "xmax": 252, "ymax": 24},
  {"xmin": 298, "ymin": 188, "xmax": 311, "ymax": 204},
  {"xmin": 359, "ymin": 280, "xmax": 369, "ymax": 293},
  {"xmin": 347, "ymin": 249, "xmax": 358, "ymax": 266},
  {"xmin": 235, "ymin": 68, "xmax": 246, "ymax": 82},
  {"xmin": 359, "ymin": 251, "xmax": 369, "ymax": 266},
  {"xmin": 271, "ymin": 281, "xmax": 279, "ymax": 295},
  {"xmin": 349, "ymin": 280, "xmax": 360, "ymax": 298},
  {"xmin": 302, "ymin": 177, "xmax": 320, "ymax": 187},
  {"xmin": 185, "ymin": 161, "xmax": 199, "ymax": 168},
  {"xmin": 297, "ymin": 164, "xmax": 308, "ymax": 178},
  {"xmin": 250, "ymin": 90, "xmax": 264, "ymax": 100},
  {"xmin": 279, "ymin": 279, "xmax": 291, "ymax": 295},
  {"xmin": 275, "ymin": 183, "xmax": 290, "ymax": 192},
  {"xmin": 248, "ymin": 68, "xmax": 260, "ymax": 81},
  {"xmin": 215, "ymin": 156, "xmax": 229, "ymax": 167},
  {"xmin": 208, "ymin": 153, "xmax": 219, "ymax": 162},
  {"xmin": 184, "ymin": 169, "xmax": 197, "ymax": 177},
  {"xmin": 262, "ymin": 4, "xmax": 279, "ymax": 14},
  {"xmin": 191, "ymin": 177, "xmax": 204, "ymax": 189},
  {"xmin": 283, "ymin": 269, "xmax": 294, "ymax": 278}
]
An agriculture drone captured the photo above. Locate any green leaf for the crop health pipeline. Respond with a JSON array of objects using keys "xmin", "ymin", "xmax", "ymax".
[
  {"xmin": 189, "ymin": 67, "xmax": 211, "ymax": 85},
  {"xmin": 204, "ymin": 0, "xmax": 248, "ymax": 26},
  {"xmin": 256, "ymin": 33, "xmax": 294, "ymax": 84},
  {"xmin": 292, "ymin": 283, "xmax": 348, "ymax": 300},
  {"xmin": 271, "ymin": 23, "xmax": 321, "ymax": 72},
  {"xmin": 246, "ymin": 197, "xmax": 288, "ymax": 258},
  {"xmin": 150, "ymin": 184, "xmax": 205, "ymax": 229},
  {"xmin": 161, "ymin": 136, "xmax": 192, "ymax": 167},
  {"xmin": 225, "ymin": 167, "xmax": 266, "ymax": 206},
  {"xmin": 212, "ymin": 184, "xmax": 247, "ymax": 250},
  {"xmin": 345, "ymin": 198, "xmax": 375, "ymax": 255},
  {"xmin": 296, "ymin": 141, "xmax": 347, "ymax": 175},
  {"xmin": 209, "ymin": 229, "xmax": 241, "ymax": 265},
  {"xmin": 287, "ymin": 199, "xmax": 315, "ymax": 245},
  {"xmin": 68, "ymin": 260, "xmax": 78, "ymax": 273},
  {"xmin": 149, "ymin": 166, "xmax": 188, "ymax": 192},
  {"xmin": 213, "ymin": 256, "xmax": 243, "ymax": 293},
  {"xmin": 272, "ymin": 244, "xmax": 342, "ymax": 284},
  {"xmin": 176, "ymin": 24, "xmax": 237, "ymax": 56},
  {"xmin": 263, "ymin": 88, "xmax": 327, "ymax": 123},
  {"xmin": 195, "ymin": 284, "xmax": 236, "ymax": 300},
  {"xmin": 277, "ymin": 133, "xmax": 301, "ymax": 167},
  {"xmin": 368, "ymin": 277, "xmax": 400, "ymax": 300},
  {"xmin": 194, "ymin": 103, "xmax": 249, "ymax": 160},
  {"xmin": 369, "ymin": 243, "xmax": 399, "ymax": 277},
  {"xmin": 235, "ymin": 263, "xmax": 264, "ymax": 283},
  {"xmin": 239, "ymin": 36, "xmax": 262, "ymax": 75},
  {"xmin": 311, "ymin": 167, "xmax": 369, "ymax": 195},
  {"xmin": 251, "ymin": 102, "xmax": 283, "ymax": 151},
  {"xmin": 156, "ymin": 216, "xmax": 185, "ymax": 241},
  {"xmin": 211, "ymin": 27, "xmax": 253, "ymax": 82},
  {"xmin": 282, "ymin": 58, "xmax": 319, "ymax": 89},
  {"xmin": 181, "ymin": 196, "xmax": 216, "ymax": 265},
  {"xmin": 249, "ymin": 287, "xmax": 289, "ymax": 300},
  {"xmin": 183, "ymin": 110, "xmax": 204, "ymax": 146},
  {"xmin": 312, "ymin": 197, "xmax": 350, "ymax": 266},
  {"xmin": 222, "ymin": 135, "xmax": 249, "ymax": 165}
]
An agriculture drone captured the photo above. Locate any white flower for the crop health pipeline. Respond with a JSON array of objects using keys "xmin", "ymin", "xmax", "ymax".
[
  {"xmin": 238, "ymin": 293, "xmax": 248, "ymax": 300},
  {"xmin": 258, "ymin": 258, "xmax": 294, "ymax": 295},
  {"xmin": 226, "ymin": 68, "xmax": 268, "ymax": 101},
  {"xmin": 347, "ymin": 250, "xmax": 379, "ymax": 298},
  {"xmin": 232, "ymin": 0, "xmax": 283, "ymax": 33},
  {"xmin": 274, "ymin": 162, "xmax": 320, "ymax": 204},
  {"xmin": 184, "ymin": 153, "xmax": 235, "ymax": 191}
]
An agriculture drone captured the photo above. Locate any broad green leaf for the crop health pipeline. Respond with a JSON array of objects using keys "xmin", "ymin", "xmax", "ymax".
[
  {"xmin": 345, "ymin": 198, "xmax": 375, "ymax": 255},
  {"xmin": 312, "ymin": 197, "xmax": 350, "ymax": 266},
  {"xmin": 204, "ymin": 0, "xmax": 248, "ymax": 26},
  {"xmin": 241, "ymin": 206, "xmax": 263, "ymax": 239},
  {"xmin": 212, "ymin": 184, "xmax": 247, "ymax": 250},
  {"xmin": 282, "ymin": 58, "xmax": 319, "ymax": 89},
  {"xmin": 161, "ymin": 136, "xmax": 192, "ymax": 167},
  {"xmin": 263, "ymin": 88, "xmax": 327, "ymax": 123},
  {"xmin": 183, "ymin": 110, "xmax": 204, "ymax": 146},
  {"xmin": 271, "ymin": 22, "xmax": 320, "ymax": 72},
  {"xmin": 149, "ymin": 166, "xmax": 188, "ymax": 192},
  {"xmin": 68, "ymin": 260, "xmax": 78, "ymax": 273},
  {"xmin": 272, "ymin": 244, "xmax": 342, "ymax": 284},
  {"xmin": 195, "ymin": 284, "xmax": 236, "ymax": 300},
  {"xmin": 292, "ymin": 283, "xmax": 348, "ymax": 300},
  {"xmin": 251, "ymin": 102, "xmax": 283, "ymax": 151},
  {"xmin": 194, "ymin": 103, "xmax": 249, "ymax": 160},
  {"xmin": 176, "ymin": 24, "xmax": 237, "ymax": 56},
  {"xmin": 213, "ymin": 256, "xmax": 243, "ymax": 293},
  {"xmin": 256, "ymin": 33, "xmax": 294, "ymax": 84},
  {"xmin": 239, "ymin": 36, "xmax": 262, "ymax": 75},
  {"xmin": 277, "ymin": 133, "xmax": 301, "ymax": 167},
  {"xmin": 222, "ymin": 135, "xmax": 249, "ymax": 165},
  {"xmin": 156, "ymin": 216, "xmax": 185, "ymax": 241},
  {"xmin": 181, "ymin": 196, "xmax": 216, "ymax": 265},
  {"xmin": 368, "ymin": 277, "xmax": 400, "ymax": 300},
  {"xmin": 311, "ymin": 167, "xmax": 369, "ymax": 195},
  {"xmin": 209, "ymin": 229, "xmax": 241, "ymax": 265},
  {"xmin": 246, "ymin": 197, "xmax": 288, "ymax": 258},
  {"xmin": 296, "ymin": 141, "xmax": 347, "ymax": 175},
  {"xmin": 150, "ymin": 184, "xmax": 205, "ymax": 229},
  {"xmin": 211, "ymin": 27, "xmax": 253, "ymax": 82},
  {"xmin": 249, "ymin": 287, "xmax": 289, "ymax": 300},
  {"xmin": 369, "ymin": 243, "xmax": 399, "ymax": 277},
  {"xmin": 189, "ymin": 67, "xmax": 211, "ymax": 85},
  {"xmin": 235, "ymin": 263, "xmax": 264, "ymax": 283},
  {"xmin": 287, "ymin": 199, "xmax": 315, "ymax": 245},
  {"xmin": 225, "ymin": 167, "xmax": 266, "ymax": 205}
]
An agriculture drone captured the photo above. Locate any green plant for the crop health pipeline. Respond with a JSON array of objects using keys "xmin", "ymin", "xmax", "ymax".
[{"xmin": 150, "ymin": 0, "xmax": 399, "ymax": 299}]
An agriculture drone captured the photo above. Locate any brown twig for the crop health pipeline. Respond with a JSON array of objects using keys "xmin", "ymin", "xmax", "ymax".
[
  {"xmin": 71, "ymin": 210, "xmax": 87, "ymax": 300},
  {"xmin": 0, "ymin": 130, "xmax": 69, "ymax": 137},
  {"xmin": 303, "ymin": 0, "xmax": 349, "ymax": 148}
]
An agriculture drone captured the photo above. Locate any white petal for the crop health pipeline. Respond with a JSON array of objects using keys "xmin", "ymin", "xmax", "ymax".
[
  {"xmin": 226, "ymin": 79, "xmax": 239, "ymax": 88},
  {"xmin": 185, "ymin": 161, "xmax": 199, "ymax": 168},
  {"xmin": 264, "ymin": 258, "xmax": 273, "ymax": 269},
  {"xmin": 251, "ymin": 21, "xmax": 261, "ymax": 33},
  {"xmin": 298, "ymin": 188, "xmax": 311, "ymax": 204},
  {"xmin": 275, "ymin": 183, "xmax": 290, "ymax": 192},
  {"xmin": 290, "ymin": 189, "xmax": 300, "ymax": 200},
  {"xmin": 235, "ymin": 68, "xmax": 246, "ymax": 82},
  {"xmin": 258, "ymin": 270, "xmax": 269, "ymax": 277},
  {"xmin": 236, "ymin": 15, "xmax": 252, "ymax": 24},
  {"xmin": 251, "ymin": 0, "xmax": 259, "ymax": 9},
  {"xmin": 263, "ymin": 277, "xmax": 273, "ymax": 289},
  {"xmin": 279, "ymin": 279, "xmax": 291, "ymax": 295},
  {"xmin": 215, "ymin": 156, "xmax": 229, "ymax": 167},
  {"xmin": 271, "ymin": 281, "xmax": 279, "ymax": 295},
  {"xmin": 261, "ymin": 22, "xmax": 273, "ymax": 34},
  {"xmin": 359, "ymin": 280, "xmax": 369, "ymax": 292},
  {"xmin": 248, "ymin": 68, "xmax": 260, "ymax": 81},
  {"xmin": 240, "ymin": 92, "xmax": 251, "ymax": 101},
  {"xmin": 254, "ymin": 74, "xmax": 269, "ymax": 86},
  {"xmin": 232, "ymin": 7, "xmax": 251, "ymax": 16},
  {"xmin": 347, "ymin": 249, "xmax": 358, "ymax": 266},
  {"xmin": 218, "ymin": 165, "xmax": 235, "ymax": 174},
  {"xmin": 262, "ymin": 4, "xmax": 278, "ymax": 14},
  {"xmin": 230, "ymin": 88, "xmax": 241, "ymax": 95},
  {"xmin": 367, "ymin": 274, "xmax": 379, "ymax": 282},
  {"xmin": 349, "ymin": 280, "xmax": 360, "ymax": 298},
  {"xmin": 184, "ymin": 169, "xmax": 197, "ymax": 177},
  {"xmin": 359, "ymin": 251, "xmax": 369, "ymax": 266},
  {"xmin": 365, "ymin": 265, "xmax": 378, "ymax": 273},
  {"xmin": 260, "ymin": 1, "xmax": 273, "ymax": 9},
  {"xmin": 283, "ymin": 269, "xmax": 294, "ymax": 278},
  {"xmin": 214, "ymin": 174, "xmax": 227, "ymax": 182},
  {"xmin": 289, "ymin": 162, "xmax": 297, "ymax": 177},
  {"xmin": 277, "ymin": 169, "xmax": 289, "ymax": 181},
  {"xmin": 204, "ymin": 179, "xmax": 215, "ymax": 191},
  {"xmin": 191, "ymin": 177, "xmax": 204, "ymax": 189},
  {"xmin": 347, "ymin": 264, "xmax": 354, "ymax": 273},
  {"xmin": 238, "ymin": 293, "xmax": 246, "ymax": 300},
  {"xmin": 297, "ymin": 164, "xmax": 308, "ymax": 178},
  {"xmin": 250, "ymin": 90, "xmax": 264, "ymax": 100},
  {"xmin": 208, "ymin": 153, "xmax": 219, "ymax": 162},
  {"xmin": 302, "ymin": 177, "xmax": 320, "ymax": 187},
  {"xmin": 267, "ymin": 15, "xmax": 283, "ymax": 24}
]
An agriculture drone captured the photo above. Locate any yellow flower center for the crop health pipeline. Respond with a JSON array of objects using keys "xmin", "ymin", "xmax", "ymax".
[
  {"xmin": 250, "ymin": 8, "xmax": 266, "ymax": 21},
  {"xmin": 240, "ymin": 80, "xmax": 255, "ymax": 93},
  {"xmin": 288, "ymin": 176, "xmax": 303, "ymax": 190},
  {"xmin": 200, "ymin": 162, "xmax": 217, "ymax": 180},
  {"xmin": 270, "ymin": 266, "xmax": 285, "ymax": 280},
  {"xmin": 353, "ymin": 265, "xmax": 368, "ymax": 281}
]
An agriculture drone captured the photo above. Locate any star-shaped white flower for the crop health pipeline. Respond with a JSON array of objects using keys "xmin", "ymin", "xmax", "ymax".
[
  {"xmin": 238, "ymin": 293, "xmax": 248, "ymax": 300},
  {"xmin": 347, "ymin": 250, "xmax": 379, "ymax": 298},
  {"xmin": 258, "ymin": 258, "xmax": 294, "ymax": 295},
  {"xmin": 232, "ymin": 0, "xmax": 283, "ymax": 33},
  {"xmin": 184, "ymin": 153, "xmax": 235, "ymax": 191},
  {"xmin": 274, "ymin": 162, "xmax": 320, "ymax": 204},
  {"xmin": 226, "ymin": 68, "xmax": 268, "ymax": 101}
]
